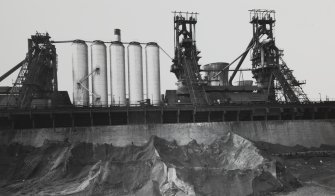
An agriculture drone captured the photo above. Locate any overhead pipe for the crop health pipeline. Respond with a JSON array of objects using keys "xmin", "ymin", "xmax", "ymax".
[
  {"xmin": 228, "ymin": 38, "xmax": 255, "ymax": 85},
  {"xmin": 0, "ymin": 60, "xmax": 25, "ymax": 83}
]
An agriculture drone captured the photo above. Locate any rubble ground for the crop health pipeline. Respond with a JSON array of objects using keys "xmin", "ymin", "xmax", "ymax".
[
  {"xmin": 0, "ymin": 132, "xmax": 333, "ymax": 196},
  {"xmin": 255, "ymin": 142, "xmax": 335, "ymax": 196}
]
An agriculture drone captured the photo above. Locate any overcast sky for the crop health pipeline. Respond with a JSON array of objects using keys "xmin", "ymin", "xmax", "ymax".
[{"xmin": 0, "ymin": 0, "xmax": 334, "ymax": 101}]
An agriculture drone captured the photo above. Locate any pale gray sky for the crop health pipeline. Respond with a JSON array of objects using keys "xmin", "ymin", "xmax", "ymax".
[{"xmin": 0, "ymin": 0, "xmax": 334, "ymax": 101}]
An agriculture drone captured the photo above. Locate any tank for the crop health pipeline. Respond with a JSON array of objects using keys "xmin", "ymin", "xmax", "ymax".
[
  {"xmin": 110, "ymin": 41, "xmax": 126, "ymax": 106},
  {"xmin": 128, "ymin": 42, "xmax": 143, "ymax": 105},
  {"xmin": 145, "ymin": 42, "xmax": 161, "ymax": 105},
  {"xmin": 72, "ymin": 40, "xmax": 89, "ymax": 106},
  {"xmin": 202, "ymin": 62, "xmax": 229, "ymax": 86},
  {"xmin": 91, "ymin": 40, "xmax": 108, "ymax": 106}
]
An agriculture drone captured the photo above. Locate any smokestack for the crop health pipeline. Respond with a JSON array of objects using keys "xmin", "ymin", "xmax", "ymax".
[{"xmin": 114, "ymin": 29, "xmax": 121, "ymax": 42}]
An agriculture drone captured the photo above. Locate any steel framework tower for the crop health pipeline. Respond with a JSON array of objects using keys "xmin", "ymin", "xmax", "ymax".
[
  {"xmin": 170, "ymin": 11, "xmax": 208, "ymax": 105},
  {"xmin": 6, "ymin": 33, "xmax": 58, "ymax": 108},
  {"xmin": 249, "ymin": 9, "xmax": 309, "ymax": 103}
]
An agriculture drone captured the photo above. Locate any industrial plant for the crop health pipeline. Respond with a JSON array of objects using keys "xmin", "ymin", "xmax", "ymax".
[
  {"xmin": 0, "ymin": 10, "xmax": 335, "ymax": 196},
  {"xmin": 0, "ymin": 10, "xmax": 335, "ymax": 128}
]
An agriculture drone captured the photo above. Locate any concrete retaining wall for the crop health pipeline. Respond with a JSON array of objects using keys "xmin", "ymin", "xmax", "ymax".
[{"xmin": 0, "ymin": 120, "xmax": 335, "ymax": 147}]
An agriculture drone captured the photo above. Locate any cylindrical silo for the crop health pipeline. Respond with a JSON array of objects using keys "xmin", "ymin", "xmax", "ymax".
[
  {"xmin": 145, "ymin": 42, "xmax": 161, "ymax": 105},
  {"xmin": 128, "ymin": 42, "xmax": 143, "ymax": 105},
  {"xmin": 91, "ymin": 40, "xmax": 108, "ymax": 106},
  {"xmin": 110, "ymin": 41, "xmax": 126, "ymax": 106},
  {"xmin": 72, "ymin": 40, "xmax": 89, "ymax": 106}
]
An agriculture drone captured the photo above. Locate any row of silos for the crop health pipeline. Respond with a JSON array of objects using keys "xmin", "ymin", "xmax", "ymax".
[{"xmin": 71, "ymin": 34, "xmax": 161, "ymax": 107}]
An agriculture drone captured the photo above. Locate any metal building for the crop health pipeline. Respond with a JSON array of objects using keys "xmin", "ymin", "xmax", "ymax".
[
  {"xmin": 145, "ymin": 42, "xmax": 161, "ymax": 105},
  {"xmin": 128, "ymin": 42, "xmax": 143, "ymax": 105},
  {"xmin": 202, "ymin": 62, "xmax": 229, "ymax": 86},
  {"xmin": 72, "ymin": 40, "xmax": 89, "ymax": 106},
  {"xmin": 91, "ymin": 40, "xmax": 108, "ymax": 106},
  {"xmin": 110, "ymin": 41, "xmax": 126, "ymax": 106}
]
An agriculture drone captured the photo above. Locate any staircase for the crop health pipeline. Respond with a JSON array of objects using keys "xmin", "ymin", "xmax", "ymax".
[
  {"xmin": 272, "ymin": 57, "xmax": 309, "ymax": 103},
  {"xmin": 183, "ymin": 57, "xmax": 209, "ymax": 106}
]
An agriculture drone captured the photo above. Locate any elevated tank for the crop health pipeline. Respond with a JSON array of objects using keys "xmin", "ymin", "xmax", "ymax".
[
  {"xmin": 91, "ymin": 40, "xmax": 108, "ymax": 106},
  {"xmin": 128, "ymin": 42, "xmax": 143, "ymax": 105},
  {"xmin": 145, "ymin": 42, "xmax": 161, "ymax": 105},
  {"xmin": 72, "ymin": 40, "xmax": 89, "ymax": 106},
  {"xmin": 110, "ymin": 41, "xmax": 126, "ymax": 106},
  {"xmin": 202, "ymin": 62, "xmax": 229, "ymax": 86}
]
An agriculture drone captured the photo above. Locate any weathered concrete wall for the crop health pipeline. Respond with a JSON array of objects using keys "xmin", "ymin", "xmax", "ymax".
[
  {"xmin": 0, "ymin": 120, "xmax": 334, "ymax": 147},
  {"xmin": 230, "ymin": 120, "xmax": 335, "ymax": 147}
]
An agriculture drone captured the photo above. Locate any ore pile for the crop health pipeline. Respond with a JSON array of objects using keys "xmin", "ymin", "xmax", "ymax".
[{"xmin": 0, "ymin": 132, "xmax": 299, "ymax": 196}]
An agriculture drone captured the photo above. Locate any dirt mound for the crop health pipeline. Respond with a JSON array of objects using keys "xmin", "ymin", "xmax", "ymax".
[{"xmin": 0, "ymin": 132, "xmax": 298, "ymax": 196}]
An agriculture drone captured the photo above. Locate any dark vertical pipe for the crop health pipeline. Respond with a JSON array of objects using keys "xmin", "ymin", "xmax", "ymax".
[{"xmin": 52, "ymin": 47, "xmax": 58, "ymax": 92}]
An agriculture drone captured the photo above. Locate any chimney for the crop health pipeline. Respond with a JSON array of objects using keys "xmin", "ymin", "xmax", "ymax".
[{"xmin": 114, "ymin": 29, "xmax": 121, "ymax": 42}]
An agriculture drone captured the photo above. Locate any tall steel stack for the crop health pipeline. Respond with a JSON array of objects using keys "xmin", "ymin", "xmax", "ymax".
[
  {"xmin": 91, "ymin": 40, "xmax": 108, "ymax": 106},
  {"xmin": 128, "ymin": 42, "xmax": 143, "ymax": 105},
  {"xmin": 145, "ymin": 42, "xmax": 161, "ymax": 105},
  {"xmin": 72, "ymin": 40, "xmax": 89, "ymax": 106},
  {"xmin": 110, "ymin": 29, "xmax": 126, "ymax": 106}
]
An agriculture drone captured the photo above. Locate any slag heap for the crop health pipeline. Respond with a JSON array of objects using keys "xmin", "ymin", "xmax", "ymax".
[{"xmin": 0, "ymin": 132, "xmax": 299, "ymax": 196}]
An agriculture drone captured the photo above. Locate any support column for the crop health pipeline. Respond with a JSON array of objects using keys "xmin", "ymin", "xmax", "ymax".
[
  {"xmin": 177, "ymin": 109, "xmax": 180, "ymax": 123},
  {"xmin": 89, "ymin": 111, "xmax": 93, "ymax": 127},
  {"xmin": 71, "ymin": 113, "xmax": 74, "ymax": 128},
  {"xmin": 108, "ymin": 111, "xmax": 112, "ymax": 125},
  {"xmin": 312, "ymin": 107, "xmax": 316, "ymax": 120},
  {"xmin": 250, "ymin": 110, "xmax": 254, "ymax": 121},
  {"xmin": 126, "ymin": 109, "xmax": 129, "ymax": 125},
  {"xmin": 292, "ymin": 108, "xmax": 297, "ymax": 120},
  {"xmin": 160, "ymin": 108, "xmax": 163, "ymax": 123},
  {"xmin": 10, "ymin": 115, "xmax": 14, "ymax": 130},
  {"xmin": 265, "ymin": 108, "xmax": 268, "ymax": 121},
  {"xmin": 325, "ymin": 109, "xmax": 329, "ymax": 119},
  {"xmin": 30, "ymin": 112, "xmax": 35, "ymax": 128},
  {"xmin": 144, "ymin": 109, "xmax": 147, "ymax": 124},
  {"xmin": 192, "ymin": 109, "xmax": 196, "ymax": 123},
  {"xmin": 51, "ymin": 113, "xmax": 55, "ymax": 129},
  {"xmin": 279, "ymin": 107, "xmax": 284, "ymax": 120}
]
